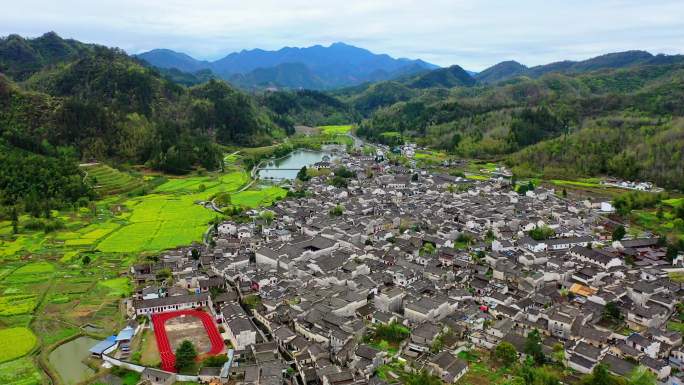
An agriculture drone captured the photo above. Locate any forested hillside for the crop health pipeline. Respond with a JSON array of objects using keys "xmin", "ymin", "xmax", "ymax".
[
  {"xmin": 0, "ymin": 33, "xmax": 293, "ymax": 214},
  {"xmin": 3, "ymin": 31, "xmax": 684, "ymax": 215},
  {"xmin": 353, "ymin": 61, "xmax": 684, "ymax": 189},
  {"xmin": 0, "ymin": 31, "xmax": 93, "ymax": 80},
  {"xmin": 474, "ymin": 50, "xmax": 684, "ymax": 84}
]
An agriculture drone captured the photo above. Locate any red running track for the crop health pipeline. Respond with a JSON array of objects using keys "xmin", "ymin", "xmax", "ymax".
[{"xmin": 151, "ymin": 309, "xmax": 224, "ymax": 372}]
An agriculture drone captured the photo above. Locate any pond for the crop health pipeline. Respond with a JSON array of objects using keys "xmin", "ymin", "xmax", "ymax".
[
  {"xmin": 257, "ymin": 149, "xmax": 336, "ymax": 181},
  {"xmin": 82, "ymin": 324, "xmax": 104, "ymax": 334},
  {"xmin": 49, "ymin": 336, "xmax": 99, "ymax": 385}
]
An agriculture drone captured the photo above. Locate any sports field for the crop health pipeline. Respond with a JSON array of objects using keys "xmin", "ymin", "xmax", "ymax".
[{"xmin": 151, "ymin": 310, "xmax": 224, "ymax": 372}]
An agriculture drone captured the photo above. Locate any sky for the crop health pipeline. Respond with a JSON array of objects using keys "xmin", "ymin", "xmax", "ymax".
[{"xmin": 2, "ymin": 0, "xmax": 683, "ymax": 71}]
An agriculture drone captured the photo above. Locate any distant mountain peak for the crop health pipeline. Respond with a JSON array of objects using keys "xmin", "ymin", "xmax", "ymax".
[
  {"xmin": 137, "ymin": 42, "xmax": 437, "ymax": 90},
  {"xmin": 408, "ymin": 64, "xmax": 475, "ymax": 89}
]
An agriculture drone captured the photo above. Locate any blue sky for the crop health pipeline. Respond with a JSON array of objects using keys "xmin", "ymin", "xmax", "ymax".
[{"xmin": 2, "ymin": 0, "xmax": 683, "ymax": 71}]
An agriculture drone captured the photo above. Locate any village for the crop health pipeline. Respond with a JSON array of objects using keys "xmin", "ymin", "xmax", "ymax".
[{"xmin": 93, "ymin": 150, "xmax": 684, "ymax": 385}]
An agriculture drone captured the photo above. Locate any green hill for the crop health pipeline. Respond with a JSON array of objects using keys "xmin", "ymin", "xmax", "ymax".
[
  {"xmin": 0, "ymin": 32, "xmax": 97, "ymax": 80},
  {"xmin": 354, "ymin": 61, "xmax": 684, "ymax": 189},
  {"xmin": 0, "ymin": 32, "xmax": 288, "ymax": 215}
]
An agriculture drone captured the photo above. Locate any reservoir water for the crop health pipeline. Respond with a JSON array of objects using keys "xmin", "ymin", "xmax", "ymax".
[
  {"xmin": 49, "ymin": 336, "xmax": 98, "ymax": 385},
  {"xmin": 257, "ymin": 149, "xmax": 336, "ymax": 181}
]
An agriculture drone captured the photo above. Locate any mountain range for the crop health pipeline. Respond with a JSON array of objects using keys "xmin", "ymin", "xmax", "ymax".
[
  {"xmin": 137, "ymin": 43, "xmax": 438, "ymax": 90},
  {"xmin": 475, "ymin": 50, "xmax": 684, "ymax": 83},
  {"xmin": 3, "ymin": 31, "xmax": 684, "ymax": 198}
]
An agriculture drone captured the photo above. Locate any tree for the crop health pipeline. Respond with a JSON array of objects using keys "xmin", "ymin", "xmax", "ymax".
[
  {"xmin": 260, "ymin": 210, "xmax": 275, "ymax": 224},
  {"xmin": 627, "ymin": 366, "xmax": 657, "ymax": 385},
  {"xmin": 551, "ymin": 343, "xmax": 565, "ymax": 365},
  {"xmin": 329, "ymin": 204, "xmax": 344, "ymax": 217},
  {"xmin": 603, "ymin": 302, "xmax": 622, "ymax": 323},
  {"xmin": 529, "ymin": 226, "xmax": 555, "ymax": 241},
  {"xmin": 372, "ymin": 322, "xmax": 410, "ymax": 343},
  {"xmin": 524, "ymin": 329, "xmax": 545, "ymax": 365},
  {"xmin": 612, "ymin": 225, "xmax": 626, "ymax": 241},
  {"xmin": 493, "ymin": 342, "xmax": 518, "ymax": 367},
  {"xmin": 10, "ymin": 205, "xmax": 19, "ymax": 234},
  {"xmin": 519, "ymin": 361, "xmax": 561, "ymax": 385},
  {"xmin": 155, "ymin": 268, "xmax": 172, "ymax": 282},
  {"xmin": 175, "ymin": 340, "xmax": 198, "ymax": 372},
  {"xmin": 82, "ymin": 255, "xmax": 91, "ymax": 266},
  {"xmin": 561, "ymin": 188, "xmax": 567, "ymax": 198},
  {"xmin": 191, "ymin": 248, "xmax": 200, "ymax": 260},
  {"xmin": 296, "ymin": 166, "xmax": 310, "ymax": 181},
  {"xmin": 579, "ymin": 364, "xmax": 615, "ymax": 385},
  {"xmin": 420, "ymin": 242, "xmax": 436, "ymax": 255},
  {"xmin": 202, "ymin": 354, "xmax": 228, "ymax": 368},
  {"xmin": 330, "ymin": 175, "xmax": 348, "ymax": 188},
  {"xmin": 405, "ymin": 370, "xmax": 441, "ymax": 385}
]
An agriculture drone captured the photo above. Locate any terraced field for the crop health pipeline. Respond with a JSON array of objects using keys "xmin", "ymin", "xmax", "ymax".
[
  {"xmin": 0, "ymin": 153, "xmax": 288, "ymax": 384},
  {"xmin": 0, "ymin": 356, "xmax": 42, "ymax": 385},
  {"xmin": 81, "ymin": 163, "xmax": 144, "ymax": 195}
]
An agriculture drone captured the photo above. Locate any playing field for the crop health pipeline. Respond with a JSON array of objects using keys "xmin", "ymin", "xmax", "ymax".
[
  {"xmin": 0, "ymin": 160, "xmax": 286, "ymax": 382},
  {"xmin": 151, "ymin": 310, "xmax": 224, "ymax": 372}
]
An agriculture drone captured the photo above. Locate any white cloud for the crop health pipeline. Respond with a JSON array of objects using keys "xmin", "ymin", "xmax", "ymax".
[{"xmin": 1, "ymin": 0, "xmax": 683, "ymax": 70}]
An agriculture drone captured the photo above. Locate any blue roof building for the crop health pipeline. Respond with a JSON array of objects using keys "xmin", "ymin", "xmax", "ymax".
[
  {"xmin": 89, "ymin": 335, "xmax": 117, "ymax": 357},
  {"xmin": 115, "ymin": 326, "xmax": 135, "ymax": 342}
]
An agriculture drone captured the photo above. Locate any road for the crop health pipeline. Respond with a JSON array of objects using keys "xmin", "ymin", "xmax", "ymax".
[{"xmin": 347, "ymin": 132, "xmax": 364, "ymax": 149}]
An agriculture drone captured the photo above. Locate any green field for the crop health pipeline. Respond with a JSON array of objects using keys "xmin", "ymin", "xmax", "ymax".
[
  {"xmin": 98, "ymin": 277, "xmax": 133, "ymax": 297},
  {"xmin": 668, "ymin": 321, "xmax": 684, "ymax": 333},
  {"xmin": 663, "ymin": 198, "xmax": 684, "ymax": 207},
  {"xmin": 669, "ymin": 272, "xmax": 684, "ymax": 283},
  {"xmin": 414, "ymin": 150, "xmax": 447, "ymax": 160},
  {"xmin": 466, "ymin": 174, "xmax": 490, "ymax": 181},
  {"xmin": 633, "ymin": 210, "xmax": 684, "ymax": 242},
  {"xmin": 319, "ymin": 125, "xmax": 352, "ymax": 135},
  {"xmin": 231, "ymin": 187, "xmax": 287, "ymax": 208},
  {"xmin": 98, "ymin": 193, "xmax": 216, "ymax": 253},
  {"xmin": 550, "ymin": 178, "xmax": 603, "ymax": 188},
  {"xmin": 0, "ymin": 357, "xmax": 42, "ymax": 385},
  {"xmin": 0, "ymin": 327, "xmax": 37, "ymax": 363},
  {"xmin": 0, "ymin": 152, "xmax": 292, "ymax": 383},
  {"xmin": 0, "ymin": 168, "xmax": 269, "ymax": 257}
]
